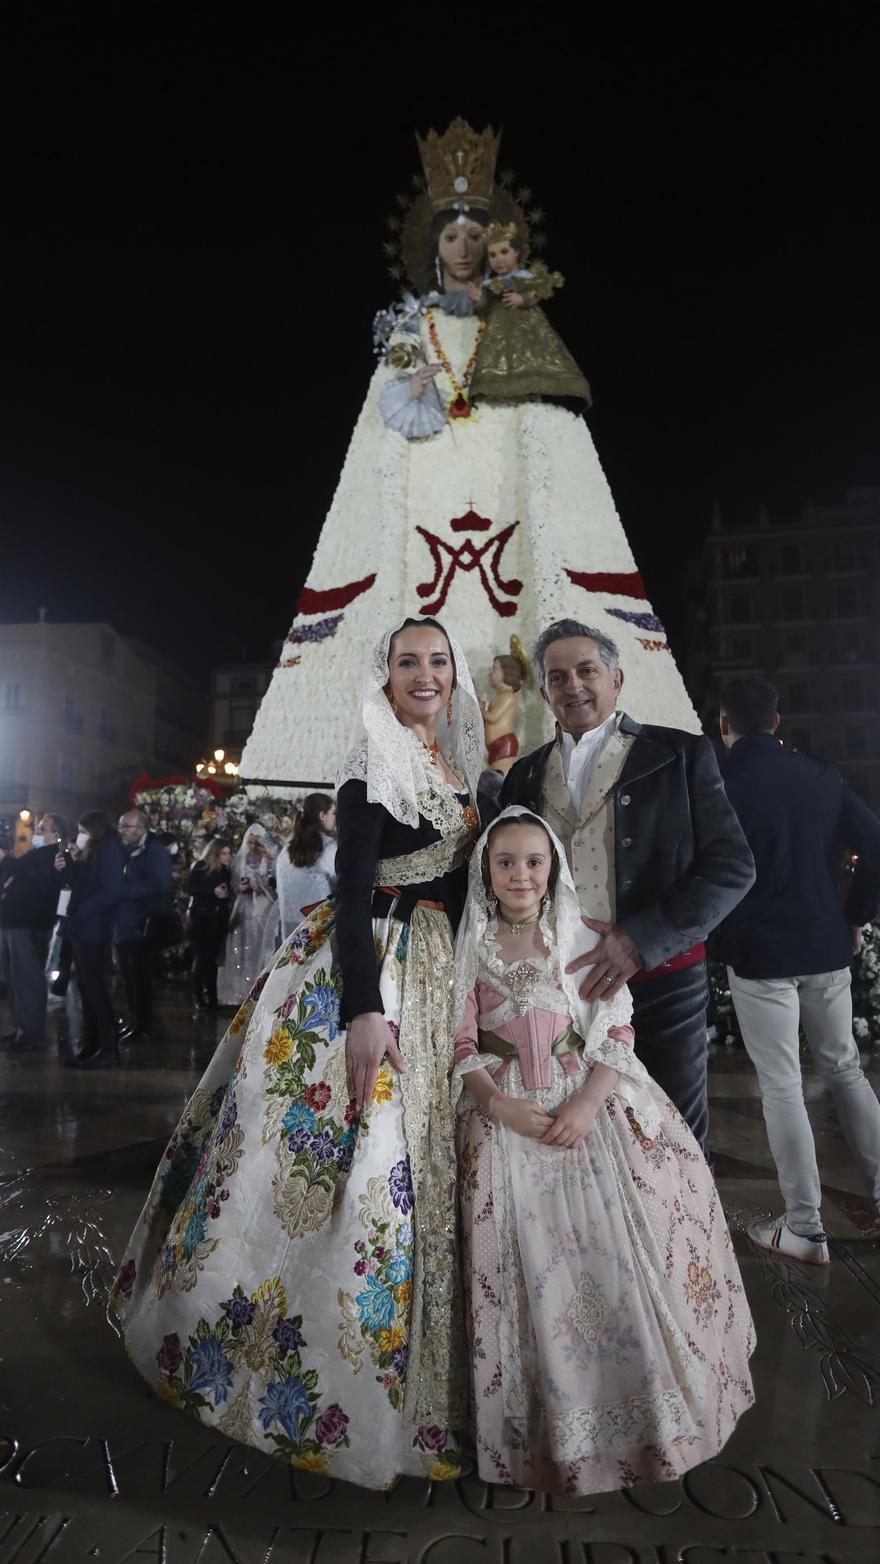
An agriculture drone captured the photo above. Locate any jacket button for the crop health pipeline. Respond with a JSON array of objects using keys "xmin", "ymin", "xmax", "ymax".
[
  {"xmin": 621, "ymin": 836, "xmax": 632, "ymax": 848},
  {"xmin": 620, "ymin": 794, "xmax": 631, "ymax": 807}
]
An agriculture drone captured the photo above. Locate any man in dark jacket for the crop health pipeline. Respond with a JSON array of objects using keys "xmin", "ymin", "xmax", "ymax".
[
  {"xmin": 718, "ymin": 675, "xmax": 880, "ymax": 1264},
  {"xmin": 115, "ymin": 810, "xmax": 173, "ymax": 1041},
  {"xmin": 0, "ymin": 813, "xmax": 69, "ymax": 1051},
  {"xmin": 500, "ymin": 620, "xmax": 755, "ymax": 1148}
]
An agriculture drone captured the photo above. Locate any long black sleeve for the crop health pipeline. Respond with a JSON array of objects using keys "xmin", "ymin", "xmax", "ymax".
[{"xmin": 334, "ymin": 779, "xmax": 386, "ymax": 1023}]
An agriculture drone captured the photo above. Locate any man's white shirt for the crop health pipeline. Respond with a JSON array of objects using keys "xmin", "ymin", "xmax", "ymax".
[{"xmin": 559, "ymin": 712, "xmax": 618, "ymax": 813}]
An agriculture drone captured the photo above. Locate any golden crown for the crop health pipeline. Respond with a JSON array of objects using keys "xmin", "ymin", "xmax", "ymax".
[
  {"xmin": 485, "ymin": 220, "xmax": 522, "ymax": 247},
  {"xmin": 415, "ymin": 116, "xmax": 501, "ymax": 215}
]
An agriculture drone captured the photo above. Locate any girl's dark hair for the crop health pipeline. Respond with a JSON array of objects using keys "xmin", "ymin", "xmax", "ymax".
[
  {"xmin": 481, "ymin": 813, "xmax": 561, "ymax": 898},
  {"xmin": 288, "ymin": 793, "xmax": 334, "ymax": 867},
  {"xmin": 388, "ymin": 616, "xmax": 457, "ymax": 687},
  {"xmin": 420, "ymin": 208, "xmax": 488, "ymax": 294},
  {"xmin": 77, "ymin": 810, "xmax": 116, "ymax": 861}
]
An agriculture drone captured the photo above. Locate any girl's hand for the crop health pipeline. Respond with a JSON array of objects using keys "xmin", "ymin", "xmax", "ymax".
[
  {"xmin": 608, "ymin": 1024, "xmax": 635, "ymax": 1048},
  {"xmin": 465, "ymin": 281, "xmax": 483, "ymax": 303},
  {"xmin": 491, "ymin": 1093, "xmax": 554, "ymax": 1140},
  {"xmin": 540, "ymin": 1093, "xmax": 600, "ymax": 1149},
  {"xmin": 502, "ymin": 291, "xmax": 525, "ymax": 309},
  {"xmin": 409, "ymin": 364, "xmax": 441, "ymax": 401},
  {"xmin": 346, "ymin": 1011, "xmax": 406, "ymax": 1110}
]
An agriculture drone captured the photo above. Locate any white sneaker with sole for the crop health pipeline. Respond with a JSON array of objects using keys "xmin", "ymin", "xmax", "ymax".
[{"xmin": 747, "ymin": 1215, "xmax": 830, "ymax": 1266}]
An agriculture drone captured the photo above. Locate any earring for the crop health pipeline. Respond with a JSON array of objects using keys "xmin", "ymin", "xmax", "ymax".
[
  {"xmin": 446, "ymin": 692, "xmax": 454, "ymax": 723},
  {"xmin": 435, "ymin": 256, "xmax": 443, "ymax": 289},
  {"xmin": 540, "ymin": 892, "xmax": 551, "ymax": 915}
]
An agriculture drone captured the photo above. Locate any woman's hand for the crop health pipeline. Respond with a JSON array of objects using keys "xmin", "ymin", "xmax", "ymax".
[
  {"xmin": 214, "ymin": 883, "xmax": 229, "ymax": 899},
  {"xmin": 54, "ymin": 853, "xmax": 67, "ymax": 872},
  {"xmin": 502, "ymin": 291, "xmax": 525, "ymax": 309},
  {"xmin": 540, "ymin": 1092, "xmax": 600, "ymax": 1149},
  {"xmin": 491, "ymin": 1093, "xmax": 554, "ymax": 1140},
  {"xmin": 409, "ymin": 364, "xmax": 441, "ymax": 401},
  {"xmin": 346, "ymin": 1011, "xmax": 406, "ymax": 1110}
]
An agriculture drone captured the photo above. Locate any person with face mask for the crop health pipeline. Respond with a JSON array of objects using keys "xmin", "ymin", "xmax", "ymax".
[
  {"xmin": 64, "ymin": 811, "xmax": 126, "ymax": 1068},
  {"xmin": 0, "ymin": 813, "xmax": 70, "ymax": 1052}
]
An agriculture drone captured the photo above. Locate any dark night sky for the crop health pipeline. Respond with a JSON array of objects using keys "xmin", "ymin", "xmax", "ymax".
[{"xmin": 1, "ymin": 16, "xmax": 877, "ymax": 677}]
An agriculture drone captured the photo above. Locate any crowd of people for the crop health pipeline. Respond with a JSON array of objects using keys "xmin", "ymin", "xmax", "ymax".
[
  {"xmin": 0, "ymin": 793, "xmax": 339, "ymax": 1065},
  {"xmin": 105, "ymin": 613, "xmax": 880, "ymax": 1497}
]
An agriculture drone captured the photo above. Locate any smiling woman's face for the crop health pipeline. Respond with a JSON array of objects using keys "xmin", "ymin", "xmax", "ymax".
[{"xmin": 386, "ymin": 625, "xmax": 455, "ymax": 727}]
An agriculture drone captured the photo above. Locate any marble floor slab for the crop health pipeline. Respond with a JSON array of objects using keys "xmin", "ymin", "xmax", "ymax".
[{"xmin": 1, "ymin": 981, "xmax": 879, "ymax": 1563}]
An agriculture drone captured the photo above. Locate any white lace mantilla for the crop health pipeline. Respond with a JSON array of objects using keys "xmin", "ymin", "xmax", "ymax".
[{"xmin": 334, "ymin": 619, "xmax": 483, "ymax": 829}]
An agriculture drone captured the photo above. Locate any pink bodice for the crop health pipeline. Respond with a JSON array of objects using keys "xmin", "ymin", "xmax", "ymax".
[{"xmin": 453, "ymin": 976, "xmax": 580, "ymax": 1092}]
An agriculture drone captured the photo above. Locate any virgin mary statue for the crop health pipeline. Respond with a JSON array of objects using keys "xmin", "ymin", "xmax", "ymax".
[{"xmin": 242, "ymin": 118, "xmax": 698, "ymax": 789}]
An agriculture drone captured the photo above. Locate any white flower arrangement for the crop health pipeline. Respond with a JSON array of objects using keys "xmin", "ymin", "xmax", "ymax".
[{"xmin": 242, "ymin": 310, "xmax": 699, "ymax": 791}]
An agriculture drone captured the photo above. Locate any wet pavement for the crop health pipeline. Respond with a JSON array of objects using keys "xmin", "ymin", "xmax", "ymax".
[{"xmin": 1, "ymin": 979, "xmax": 880, "ymax": 1563}]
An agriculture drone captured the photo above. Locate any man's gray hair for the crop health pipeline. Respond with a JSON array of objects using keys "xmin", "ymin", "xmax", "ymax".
[
  {"xmin": 533, "ymin": 620, "xmax": 620, "ymax": 685},
  {"xmin": 121, "ymin": 808, "xmax": 150, "ymax": 831}
]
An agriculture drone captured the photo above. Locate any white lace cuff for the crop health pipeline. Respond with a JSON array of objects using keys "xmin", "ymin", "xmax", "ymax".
[
  {"xmin": 451, "ymin": 1051, "xmax": 504, "ymax": 1107},
  {"xmin": 379, "ymin": 375, "xmax": 446, "ymax": 439}
]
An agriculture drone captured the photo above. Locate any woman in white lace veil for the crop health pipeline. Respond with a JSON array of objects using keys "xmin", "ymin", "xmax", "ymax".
[
  {"xmin": 217, "ymin": 821, "xmax": 280, "ymax": 1006},
  {"xmin": 453, "ymin": 805, "xmax": 756, "ymax": 1497},
  {"xmin": 112, "ymin": 614, "xmax": 486, "ymax": 1493}
]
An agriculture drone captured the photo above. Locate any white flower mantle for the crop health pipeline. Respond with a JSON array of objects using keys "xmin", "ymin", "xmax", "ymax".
[{"xmin": 242, "ymin": 311, "xmax": 699, "ymax": 790}]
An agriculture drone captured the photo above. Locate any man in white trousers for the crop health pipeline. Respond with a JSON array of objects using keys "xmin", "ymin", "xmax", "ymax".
[{"xmin": 717, "ymin": 676, "xmax": 880, "ymax": 1263}]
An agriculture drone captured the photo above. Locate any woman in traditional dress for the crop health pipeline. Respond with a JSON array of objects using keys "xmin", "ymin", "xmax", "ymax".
[
  {"xmin": 453, "ymin": 807, "xmax": 755, "ymax": 1495},
  {"xmin": 111, "ymin": 617, "xmax": 483, "ymax": 1490},
  {"xmin": 217, "ymin": 823, "xmax": 280, "ymax": 1007}
]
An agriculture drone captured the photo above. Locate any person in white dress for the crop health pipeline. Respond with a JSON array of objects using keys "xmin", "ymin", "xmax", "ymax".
[
  {"xmin": 217, "ymin": 824, "xmax": 280, "ymax": 1007},
  {"xmin": 453, "ymin": 806, "xmax": 756, "ymax": 1495},
  {"xmin": 276, "ymin": 794, "xmax": 337, "ymax": 939}
]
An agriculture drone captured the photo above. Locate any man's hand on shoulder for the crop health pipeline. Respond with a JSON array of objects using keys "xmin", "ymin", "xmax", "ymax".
[{"xmin": 567, "ymin": 917, "xmax": 644, "ymax": 1001}]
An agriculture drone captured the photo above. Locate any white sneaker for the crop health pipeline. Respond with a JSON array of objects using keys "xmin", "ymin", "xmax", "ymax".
[{"xmin": 748, "ymin": 1215, "xmax": 830, "ymax": 1266}]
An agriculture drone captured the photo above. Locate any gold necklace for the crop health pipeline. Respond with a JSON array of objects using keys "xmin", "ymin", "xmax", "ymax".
[{"xmin": 498, "ymin": 906, "xmax": 542, "ymax": 936}]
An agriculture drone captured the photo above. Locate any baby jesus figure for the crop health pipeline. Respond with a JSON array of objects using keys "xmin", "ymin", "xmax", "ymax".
[{"xmin": 466, "ymin": 222, "xmax": 592, "ymax": 405}]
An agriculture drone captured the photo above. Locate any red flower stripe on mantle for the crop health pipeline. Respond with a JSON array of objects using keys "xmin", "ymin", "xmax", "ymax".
[
  {"xmin": 565, "ymin": 569, "xmax": 647, "ymax": 600},
  {"xmin": 297, "ymin": 574, "xmax": 377, "ymax": 614}
]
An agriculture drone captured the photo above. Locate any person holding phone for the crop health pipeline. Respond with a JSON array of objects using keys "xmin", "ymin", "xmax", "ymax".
[
  {"xmin": 186, "ymin": 839, "xmax": 233, "ymax": 1013},
  {"xmin": 0, "ymin": 813, "xmax": 70, "ymax": 1052}
]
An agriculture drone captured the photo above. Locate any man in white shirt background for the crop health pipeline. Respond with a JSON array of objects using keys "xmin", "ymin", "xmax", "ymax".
[{"xmin": 500, "ymin": 619, "xmax": 755, "ymax": 1149}]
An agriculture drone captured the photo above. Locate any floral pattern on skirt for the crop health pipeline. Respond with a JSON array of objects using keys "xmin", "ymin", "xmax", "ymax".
[
  {"xmin": 112, "ymin": 899, "xmax": 463, "ymax": 1489},
  {"xmin": 457, "ymin": 1058, "xmax": 755, "ymax": 1496}
]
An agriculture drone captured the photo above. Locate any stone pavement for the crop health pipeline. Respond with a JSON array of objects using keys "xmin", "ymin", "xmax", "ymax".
[{"xmin": 1, "ymin": 980, "xmax": 879, "ymax": 1563}]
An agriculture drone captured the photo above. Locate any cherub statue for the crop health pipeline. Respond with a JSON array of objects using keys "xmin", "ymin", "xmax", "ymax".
[
  {"xmin": 481, "ymin": 636, "xmax": 530, "ymax": 774},
  {"xmin": 466, "ymin": 222, "xmax": 591, "ymax": 405}
]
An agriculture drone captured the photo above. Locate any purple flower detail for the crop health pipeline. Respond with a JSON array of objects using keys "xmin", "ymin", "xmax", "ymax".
[
  {"xmin": 117, "ymin": 1258, "xmax": 136, "ymax": 1298},
  {"xmin": 273, "ymin": 1317, "xmax": 305, "ymax": 1356},
  {"xmin": 606, "ymin": 607, "xmax": 666, "ymax": 633},
  {"xmin": 336, "ymin": 1140, "xmax": 354, "ymax": 1174},
  {"xmin": 209, "ymin": 1086, "xmax": 226, "ymax": 1118},
  {"xmin": 287, "ymin": 1128, "xmax": 311, "ymax": 1154},
  {"xmin": 310, "ymin": 1129, "xmax": 336, "ymax": 1164},
  {"xmin": 157, "ymin": 1333, "xmax": 182, "ymax": 1374},
  {"xmin": 249, "ymin": 970, "xmax": 269, "ymax": 1005},
  {"xmin": 386, "ymin": 1019, "xmax": 400, "ymax": 1043},
  {"xmin": 286, "ymin": 613, "xmax": 344, "ymax": 647},
  {"xmin": 392, "ymin": 1344, "xmax": 409, "ymax": 1378},
  {"xmin": 221, "ymin": 1295, "xmax": 255, "ymax": 1334},
  {"xmin": 417, "ymin": 1425, "xmax": 447, "ymax": 1453},
  {"xmin": 315, "ymin": 1403, "xmax": 349, "ymax": 1447},
  {"xmin": 389, "ymin": 1156, "xmax": 414, "ymax": 1214},
  {"xmin": 218, "ymin": 1093, "xmax": 238, "ymax": 1143},
  {"xmin": 281, "ymin": 992, "xmax": 299, "ymax": 1021}
]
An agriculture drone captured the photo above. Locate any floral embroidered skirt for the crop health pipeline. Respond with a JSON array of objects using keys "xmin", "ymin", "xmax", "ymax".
[
  {"xmin": 457, "ymin": 1057, "xmax": 756, "ymax": 1496},
  {"xmin": 112, "ymin": 900, "xmax": 465, "ymax": 1489}
]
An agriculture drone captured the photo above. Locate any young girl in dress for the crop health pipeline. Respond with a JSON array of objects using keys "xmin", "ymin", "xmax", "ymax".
[
  {"xmin": 453, "ymin": 807, "xmax": 755, "ymax": 1496},
  {"xmin": 466, "ymin": 221, "xmax": 592, "ymax": 405}
]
